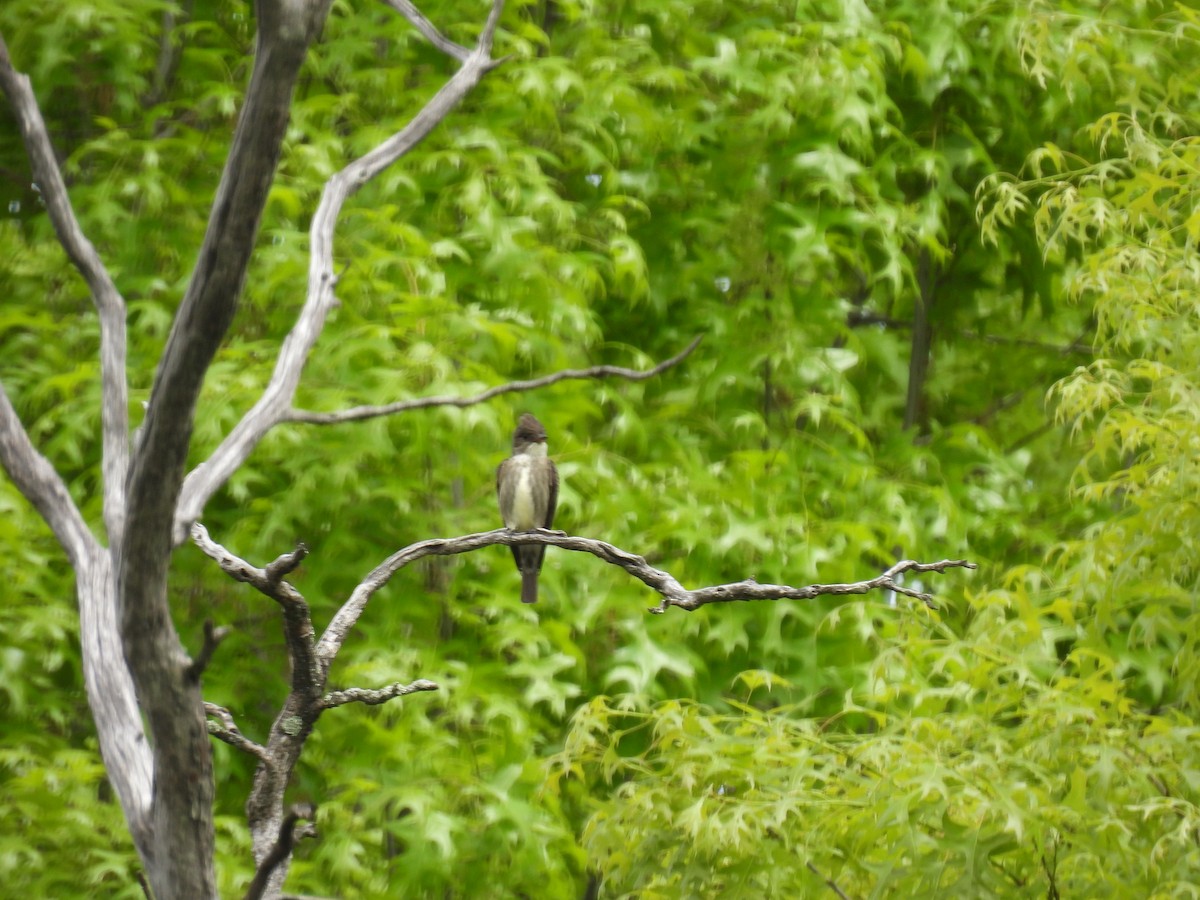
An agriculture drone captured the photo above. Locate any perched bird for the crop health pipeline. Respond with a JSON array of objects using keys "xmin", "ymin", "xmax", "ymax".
[{"xmin": 496, "ymin": 413, "xmax": 559, "ymax": 603}]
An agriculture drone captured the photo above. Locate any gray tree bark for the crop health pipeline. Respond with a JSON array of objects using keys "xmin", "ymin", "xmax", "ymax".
[{"xmin": 0, "ymin": 1, "xmax": 516, "ymax": 895}]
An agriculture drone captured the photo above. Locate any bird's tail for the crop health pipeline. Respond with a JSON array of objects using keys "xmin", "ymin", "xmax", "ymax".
[{"xmin": 521, "ymin": 568, "xmax": 538, "ymax": 604}]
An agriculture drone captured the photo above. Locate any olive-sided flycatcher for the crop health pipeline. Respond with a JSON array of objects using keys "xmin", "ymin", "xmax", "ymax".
[{"xmin": 496, "ymin": 413, "xmax": 559, "ymax": 603}]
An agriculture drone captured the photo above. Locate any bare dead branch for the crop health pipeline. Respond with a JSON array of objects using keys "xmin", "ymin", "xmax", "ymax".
[
  {"xmin": 265, "ymin": 543, "xmax": 311, "ymax": 582},
  {"xmin": 315, "ymin": 528, "xmax": 975, "ymax": 671},
  {"xmin": 321, "ymin": 680, "xmax": 440, "ymax": 709},
  {"xmin": 191, "ymin": 524, "xmax": 307, "ymax": 601},
  {"xmin": 381, "ymin": 0, "xmax": 471, "ymax": 61},
  {"xmin": 191, "ymin": 524, "xmax": 321, "ymax": 694},
  {"xmin": 286, "ymin": 335, "xmax": 705, "ymax": 425},
  {"xmin": 231, "ymin": 10, "xmax": 510, "ymax": 892},
  {"xmin": 244, "ymin": 802, "xmax": 317, "ymax": 900},
  {"xmin": 647, "ymin": 555, "xmax": 976, "ymax": 613},
  {"xmin": 76, "ymin": 552, "xmax": 155, "ymax": 857},
  {"xmin": 0, "ymin": 386, "xmax": 96, "ymax": 567},
  {"xmin": 187, "ymin": 619, "xmax": 232, "ymax": 682},
  {"xmin": 205, "ymin": 702, "xmax": 271, "ymax": 764},
  {"xmin": 116, "ymin": 8, "xmax": 336, "ymax": 894},
  {"xmin": 0, "ymin": 31, "xmax": 128, "ymax": 542},
  {"xmin": 174, "ymin": 0, "xmax": 510, "ymax": 543}
]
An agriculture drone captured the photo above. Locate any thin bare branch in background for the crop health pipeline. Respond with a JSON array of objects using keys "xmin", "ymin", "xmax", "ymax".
[
  {"xmin": 188, "ymin": 620, "xmax": 232, "ymax": 681},
  {"xmin": 380, "ymin": 0, "xmax": 471, "ymax": 61},
  {"xmin": 286, "ymin": 335, "xmax": 705, "ymax": 425},
  {"xmin": 205, "ymin": 703, "xmax": 271, "ymax": 764}
]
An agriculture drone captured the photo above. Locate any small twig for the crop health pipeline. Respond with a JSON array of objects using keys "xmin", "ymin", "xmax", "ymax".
[
  {"xmin": 321, "ymin": 679, "xmax": 439, "ymax": 709},
  {"xmin": 192, "ymin": 523, "xmax": 307, "ymax": 601},
  {"xmin": 286, "ymin": 336, "xmax": 704, "ymax": 425},
  {"xmin": 807, "ymin": 861, "xmax": 852, "ymax": 900},
  {"xmin": 191, "ymin": 524, "xmax": 321, "ymax": 694},
  {"xmin": 187, "ymin": 619, "xmax": 231, "ymax": 681},
  {"xmin": 970, "ymin": 389, "xmax": 1026, "ymax": 426},
  {"xmin": 244, "ymin": 803, "xmax": 318, "ymax": 900},
  {"xmin": 204, "ymin": 702, "xmax": 271, "ymax": 764},
  {"xmin": 1040, "ymin": 835, "xmax": 1060, "ymax": 900},
  {"xmin": 380, "ymin": 0, "xmax": 471, "ymax": 61},
  {"xmin": 1006, "ymin": 419, "xmax": 1057, "ymax": 454},
  {"xmin": 265, "ymin": 543, "xmax": 310, "ymax": 582}
]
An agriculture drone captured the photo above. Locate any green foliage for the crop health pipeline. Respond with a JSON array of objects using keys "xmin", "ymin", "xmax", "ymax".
[
  {"xmin": 3, "ymin": 0, "xmax": 1200, "ymax": 896},
  {"xmin": 554, "ymin": 599, "xmax": 1200, "ymax": 896},
  {"xmin": 980, "ymin": 0, "xmax": 1200, "ymax": 711}
]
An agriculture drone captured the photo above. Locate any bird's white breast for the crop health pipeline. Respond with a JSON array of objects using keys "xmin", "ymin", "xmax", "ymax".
[{"xmin": 506, "ymin": 455, "xmax": 539, "ymax": 530}]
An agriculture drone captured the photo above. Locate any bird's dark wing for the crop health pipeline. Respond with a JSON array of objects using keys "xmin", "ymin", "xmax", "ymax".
[
  {"xmin": 544, "ymin": 459, "xmax": 559, "ymax": 529},
  {"xmin": 497, "ymin": 458, "xmax": 521, "ymax": 568}
]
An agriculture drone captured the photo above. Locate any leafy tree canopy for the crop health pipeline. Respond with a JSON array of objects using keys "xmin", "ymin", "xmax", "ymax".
[{"xmin": 1, "ymin": 0, "xmax": 1197, "ymax": 896}]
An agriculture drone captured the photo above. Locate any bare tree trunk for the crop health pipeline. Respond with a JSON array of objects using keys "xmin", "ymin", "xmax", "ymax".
[
  {"xmin": 112, "ymin": 4, "xmax": 333, "ymax": 894},
  {"xmin": 76, "ymin": 551, "xmax": 155, "ymax": 862},
  {"xmin": 2, "ymin": 1, "xmax": 334, "ymax": 894}
]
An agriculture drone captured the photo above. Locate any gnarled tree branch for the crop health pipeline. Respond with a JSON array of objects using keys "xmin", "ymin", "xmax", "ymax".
[
  {"xmin": 205, "ymin": 702, "xmax": 271, "ymax": 764},
  {"xmin": 192, "ymin": 514, "xmax": 969, "ymax": 898},
  {"xmin": 0, "ymin": 386, "xmax": 96, "ymax": 567},
  {"xmin": 191, "ymin": 524, "xmax": 320, "ymax": 696},
  {"xmin": 176, "ymin": 8, "xmax": 512, "ymax": 895},
  {"xmin": 192, "ymin": 520, "xmax": 438, "ymax": 899},
  {"xmin": 245, "ymin": 803, "xmax": 318, "ymax": 900},
  {"xmin": 192, "ymin": 510, "xmax": 971, "ymax": 900},
  {"xmin": 316, "ymin": 528, "xmax": 975, "ymax": 669},
  {"xmin": 174, "ymin": 0, "xmax": 510, "ymax": 544},
  {"xmin": 321, "ymin": 680, "xmax": 440, "ymax": 709},
  {"xmin": 113, "ymin": 4, "xmax": 336, "ymax": 896},
  {"xmin": 0, "ymin": 38, "xmax": 152, "ymax": 867},
  {"xmin": 191, "ymin": 524, "xmax": 309, "ymax": 601},
  {"xmin": 2, "ymin": 383, "xmax": 152, "ymax": 852},
  {"xmin": 0, "ymin": 32, "xmax": 128, "ymax": 544}
]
